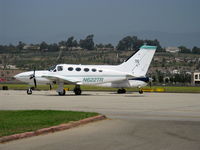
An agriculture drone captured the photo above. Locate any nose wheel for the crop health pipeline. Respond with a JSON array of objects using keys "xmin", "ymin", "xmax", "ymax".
[{"xmin": 27, "ymin": 87, "xmax": 33, "ymax": 95}]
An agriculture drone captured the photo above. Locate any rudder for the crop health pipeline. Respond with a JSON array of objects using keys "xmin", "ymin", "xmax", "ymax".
[{"xmin": 118, "ymin": 45, "xmax": 157, "ymax": 77}]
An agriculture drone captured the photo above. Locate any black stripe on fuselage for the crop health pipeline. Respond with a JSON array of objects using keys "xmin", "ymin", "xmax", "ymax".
[{"xmin": 129, "ymin": 77, "xmax": 149, "ymax": 83}]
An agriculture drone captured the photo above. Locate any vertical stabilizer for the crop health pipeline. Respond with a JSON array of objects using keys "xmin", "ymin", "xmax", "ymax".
[{"xmin": 118, "ymin": 45, "xmax": 157, "ymax": 77}]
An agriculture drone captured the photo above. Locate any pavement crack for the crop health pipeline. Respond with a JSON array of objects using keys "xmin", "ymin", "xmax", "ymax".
[{"xmin": 165, "ymin": 132, "xmax": 197, "ymax": 142}]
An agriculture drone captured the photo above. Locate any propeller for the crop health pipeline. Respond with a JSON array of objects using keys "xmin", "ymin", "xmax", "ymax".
[{"xmin": 29, "ymin": 68, "xmax": 37, "ymax": 88}]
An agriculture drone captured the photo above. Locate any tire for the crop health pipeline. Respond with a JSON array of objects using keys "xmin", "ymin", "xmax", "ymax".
[
  {"xmin": 122, "ymin": 89, "xmax": 126, "ymax": 93},
  {"xmin": 27, "ymin": 88, "xmax": 32, "ymax": 95},
  {"xmin": 74, "ymin": 89, "xmax": 82, "ymax": 95},
  {"xmin": 58, "ymin": 89, "xmax": 66, "ymax": 96},
  {"xmin": 2, "ymin": 86, "xmax": 8, "ymax": 90},
  {"xmin": 117, "ymin": 89, "xmax": 126, "ymax": 94},
  {"xmin": 139, "ymin": 90, "xmax": 143, "ymax": 94}
]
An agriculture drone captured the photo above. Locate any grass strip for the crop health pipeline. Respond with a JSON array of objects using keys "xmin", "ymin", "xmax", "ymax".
[
  {"xmin": 0, "ymin": 110, "xmax": 98, "ymax": 137},
  {"xmin": 1, "ymin": 84, "xmax": 200, "ymax": 93}
]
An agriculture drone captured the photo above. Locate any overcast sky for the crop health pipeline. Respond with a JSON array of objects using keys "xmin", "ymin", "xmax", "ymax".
[{"xmin": 1, "ymin": 0, "xmax": 200, "ymax": 47}]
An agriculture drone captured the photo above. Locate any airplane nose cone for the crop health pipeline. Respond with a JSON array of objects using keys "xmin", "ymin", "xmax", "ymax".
[
  {"xmin": 14, "ymin": 74, "xmax": 20, "ymax": 79},
  {"xmin": 14, "ymin": 72, "xmax": 30, "ymax": 80},
  {"xmin": 14, "ymin": 72, "xmax": 32, "ymax": 82}
]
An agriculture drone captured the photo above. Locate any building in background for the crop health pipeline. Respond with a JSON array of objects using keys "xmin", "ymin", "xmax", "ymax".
[
  {"xmin": 193, "ymin": 72, "xmax": 200, "ymax": 85},
  {"xmin": 165, "ymin": 47, "xmax": 180, "ymax": 53}
]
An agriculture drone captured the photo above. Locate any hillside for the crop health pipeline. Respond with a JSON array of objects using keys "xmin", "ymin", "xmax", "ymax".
[{"xmin": 1, "ymin": 49, "xmax": 200, "ymax": 85}]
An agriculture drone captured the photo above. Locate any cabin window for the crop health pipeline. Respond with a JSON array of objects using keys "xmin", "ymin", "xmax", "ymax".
[
  {"xmin": 99, "ymin": 70, "xmax": 103, "ymax": 72},
  {"xmin": 84, "ymin": 68, "xmax": 89, "ymax": 72},
  {"xmin": 68, "ymin": 67, "xmax": 73, "ymax": 71},
  {"xmin": 92, "ymin": 68, "xmax": 97, "ymax": 72},
  {"xmin": 57, "ymin": 66, "xmax": 63, "ymax": 71},
  {"xmin": 49, "ymin": 65, "xmax": 56, "ymax": 71},
  {"xmin": 195, "ymin": 74, "xmax": 198, "ymax": 79},
  {"xmin": 76, "ymin": 67, "xmax": 81, "ymax": 71}
]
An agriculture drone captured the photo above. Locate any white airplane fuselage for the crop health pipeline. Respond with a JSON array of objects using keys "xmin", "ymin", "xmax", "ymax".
[
  {"xmin": 15, "ymin": 64, "xmax": 148, "ymax": 88},
  {"xmin": 14, "ymin": 45, "xmax": 156, "ymax": 95}
]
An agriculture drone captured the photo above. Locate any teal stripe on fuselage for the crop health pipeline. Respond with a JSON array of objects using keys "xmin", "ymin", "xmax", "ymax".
[{"xmin": 140, "ymin": 45, "xmax": 157, "ymax": 50}]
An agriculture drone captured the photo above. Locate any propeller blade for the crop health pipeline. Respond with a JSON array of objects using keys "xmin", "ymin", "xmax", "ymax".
[
  {"xmin": 29, "ymin": 67, "xmax": 37, "ymax": 88},
  {"xmin": 33, "ymin": 67, "xmax": 36, "ymax": 76},
  {"xmin": 30, "ymin": 68, "xmax": 36, "ymax": 79},
  {"xmin": 34, "ymin": 78, "xmax": 37, "ymax": 88}
]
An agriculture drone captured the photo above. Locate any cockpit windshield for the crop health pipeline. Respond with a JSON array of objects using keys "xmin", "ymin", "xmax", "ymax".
[{"xmin": 48, "ymin": 65, "xmax": 56, "ymax": 71}]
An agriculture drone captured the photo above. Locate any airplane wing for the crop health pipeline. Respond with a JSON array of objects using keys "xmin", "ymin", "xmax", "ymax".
[{"xmin": 42, "ymin": 75, "xmax": 82, "ymax": 84}]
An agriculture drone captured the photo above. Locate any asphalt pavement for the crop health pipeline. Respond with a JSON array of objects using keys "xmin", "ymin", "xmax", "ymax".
[{"xmin": 0, "ymin": 90, "xmax": 200, "ymax": 150}]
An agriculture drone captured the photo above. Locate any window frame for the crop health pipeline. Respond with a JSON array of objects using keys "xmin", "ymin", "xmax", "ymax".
[
  {"xmin": 76, "ymin": 67, "xmax": 81, "ymax": 71},
  {"xmin": 57, "ymin": 66, "xmax": 63, "ymax": 71},
  {"xmin": 68, "ymin": 67, "xmax": 74, "ymax": 71},
  {"xmin": 92, "ymin": 68, "xmax": 97, "ymax": 72},
  {"xmin": 84, "ymin": 68, "xmax": 89, "ymax": 72}
]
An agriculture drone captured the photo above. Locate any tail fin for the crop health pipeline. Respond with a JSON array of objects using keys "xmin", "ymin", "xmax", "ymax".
[{"xmin": 118, "ymin": 45, "xmax": 157, "ymax": 77}]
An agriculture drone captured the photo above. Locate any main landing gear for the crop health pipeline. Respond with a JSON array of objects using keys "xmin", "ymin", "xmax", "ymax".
[
  {"xmin": 117, "ymin": 88, "xmax": 126, "ymax": 94},
  {"xmin": 56, "ymin": 84, "xmax": 82, "ymax": 96},
  {"xmin": 116, "ymin": 88, "xmax": 144, "ymax": 94},
  {"xmin": 139, "ymin": 89, "xmax": 143, "ymax": 94},
  {"xmin": 57, "ymin": 82, "xmax": 66, "ymax": 96},
  {"xmin": 58, "ymin": 89, "xmax": 66, "ymax": 96},
  {"xmin": 73, "ymin": 85, "xmax": 82, "ymax": 95}
]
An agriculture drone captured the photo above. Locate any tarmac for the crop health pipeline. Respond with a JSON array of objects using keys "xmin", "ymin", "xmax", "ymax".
[{"xmin": 0, "ymin": 90, "xmax": 200, "ymax": 150}]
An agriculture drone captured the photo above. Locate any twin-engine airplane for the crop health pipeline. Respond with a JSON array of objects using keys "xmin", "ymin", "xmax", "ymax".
[{"xmin": 14, "ymin": 45, "xmax": 156, "ymax": 95}]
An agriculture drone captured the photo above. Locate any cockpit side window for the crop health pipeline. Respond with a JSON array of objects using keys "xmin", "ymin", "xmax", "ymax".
[
  {"xmin": 57, "ymin": 66, "xmax": 63, "ymax": 71},
  {"xmin": 49, "ymin": 65, "xmax": 56, "ymax": 71}
]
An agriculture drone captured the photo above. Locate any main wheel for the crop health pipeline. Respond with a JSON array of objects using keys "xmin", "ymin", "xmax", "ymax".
[
  {"xmin": 58, "ymin": 89, "xmax": 66, "ymax": 96},
  {"xmin": 117, "ymin": 88, "xmax": 126, "ymax": 94},
  {"xmin": 139, "ymin": 89, "xmax": 143, "ymax": 94},
  {"xmin": 27, "ymin": 88, "xmax": 32, "ymax": 95},
  {"xmin": 74, "ymin": 89, "xmax": 82, "ymax": 95}
]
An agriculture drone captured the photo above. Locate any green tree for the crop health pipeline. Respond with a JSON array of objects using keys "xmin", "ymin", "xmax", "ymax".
[
  {"xmin": 66, "ymin": 36, "xmax": 78, "ymax": 47},
  {"xmin": 40, "ymin": 41, "xmax": 48, "ymax": 51},
  {"xmin": 178, "ymin": 46, "xmax": 191, "ymax": 53},
  {"xmin": 144, "ymin": 39, "xmax": 164, "ymax": 52},
  {"xmin": 79, "ymin": 34, "xmax": 94, "ymax": 50},
  {"xmin": 96, "ymin": 43, "xmax": 104, "ymax": 48},
  {"xmin": 105, "ymin": 43, "xmax": 114, "ymax": 48},
  {"xmin": 17, "ymin": 41, "xmax": 25, "ymax": 51},
  {"xmin": 48, "ymin": 43, "xmax": 59, "ymax": 52},
  {"xmin": 58, "ymin": 41, "xmax": 66, "ymax": 47},
  {"xmin": 192, "ymin": 46, "xmax": 200, "ymax": 54},
  {"xmin": 117, "ymin": 36, "xmax": 138, "ymax": 51},
  {"xmin": 116, "ymin": 36, "xmax": 163, "ymax": 51}
]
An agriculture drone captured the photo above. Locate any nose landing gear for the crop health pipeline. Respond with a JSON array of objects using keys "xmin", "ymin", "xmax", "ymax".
[
  {"xmin": 27, "ymin": 87, "xmax": 34, "ymax": 95},
  {"xmin": 27, "ymin": 88, "xmax": 32, "ymax": 95}
]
